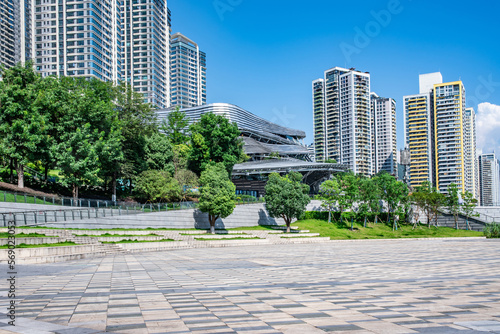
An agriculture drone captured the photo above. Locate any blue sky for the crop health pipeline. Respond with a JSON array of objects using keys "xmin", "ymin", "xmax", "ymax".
[{"xmin": 170, "ymin": 0, "xmax": 500, "ymax": 152}]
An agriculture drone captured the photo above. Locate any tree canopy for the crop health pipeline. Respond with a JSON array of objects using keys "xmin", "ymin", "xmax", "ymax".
[
  {"xmin": 265, "ymin": 172, "xmax": 310, "ymax": 233},
  {"xmin": 189, "ymin": 113, "xmax": 243, "ymax": 176},
  {"xmin": 198, "ymin": 163, "xmax": 236, "ymax": 233}
]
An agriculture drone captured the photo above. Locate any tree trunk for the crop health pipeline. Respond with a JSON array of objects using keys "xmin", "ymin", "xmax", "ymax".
[
  {"xmin": 285, "ymin": 217, "xmax": 291, "ymax": 233},
  {"xmin": 209, "ymin": 214, "xmax": 217, "ymax": 234},
  {"xmin": 328, "ymin": 210, "xmax": 331, "ymax": 224},
  {"xmin": 364, "ymin": 216, "xmax": 367, "ymax": 228},
  {"xmin": 112, "ymin": 172, "xmax": 117, "ymax": 202},
  {"xmin": 16, "ymin": 163, "xmax": 24, "ymax": 188},
  {"xmin": 72, "ymin": 184, "xmax": 79, "ymax": 200},
  {"xmin": 9, "ymin": 158, "xmax": 14, "ymax": 183},
  {"xmin": 454, "ymin": 215, "xmax": 458, "ymax": 230}
]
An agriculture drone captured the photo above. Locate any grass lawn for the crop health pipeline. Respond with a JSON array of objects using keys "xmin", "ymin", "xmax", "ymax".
[
  {"xmin": 102, "ymin": 239, "xmax": 175, "ymax": 244},
  {"xmin": 228, "ymin": 225, "xmax": 278, "ymax": 231},
  {"xmin": 195, "ymin": 237, "xmax": 261, "ymax": 241},
  {"xmin": 17, "ymin": 226, "xmax": 202, "ymax": 231},
  {"xmin": 0, "ymin": 241, "xmax": 78, "ymax": 249},
  {"xmin": 293, "ymin": 219, "xmax": 484, "ymax": 240},
  {"xmin": 77, "ymin": 233, "xmax": 160, "ymax": 237},
  {"xmin": 0, "ymin": 232, "xmax": 52, "ymax": 238},
  {"xmin": 0, "ymin": 190, "xmax": 56, "ymax": 205}
]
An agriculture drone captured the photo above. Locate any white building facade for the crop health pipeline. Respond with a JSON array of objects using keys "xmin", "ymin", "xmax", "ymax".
[
  {"xmin": 371, "ymin": 93, "xmax": 397, "ymax": 175},
  {"xmin": 312, "ymin": 67, "xmax": 372, "ymax": 176},
  {"xmin": 479, "ymin": 153, "xmax": 500, "ymax": 206},
  {"xmin": 170, "ymin": 32, "xmax": 206, "ymax": 108}
]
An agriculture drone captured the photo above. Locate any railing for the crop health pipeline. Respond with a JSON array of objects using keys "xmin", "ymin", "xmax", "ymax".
[
  {"xmin": 0, "ymin": 207, "xmax": 142, "ymax": 227},
  {"xmin": 0, "ymin": 189, "xmax": 266, "ymax": 226}
]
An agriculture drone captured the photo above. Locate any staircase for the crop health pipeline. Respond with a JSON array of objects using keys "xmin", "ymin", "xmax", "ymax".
[
  {"xmin": 42, "ymin": 229, "xmax": 128, "ymax": 255},
  {"xmin": 435, "ymin": 212, "xmax": 487, "ymax": 232}
]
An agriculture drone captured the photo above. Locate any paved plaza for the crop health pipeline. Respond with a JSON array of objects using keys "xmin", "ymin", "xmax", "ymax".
[{"xmin": 1, "ymin": 238, "xmax": 500, "ymax": 333}]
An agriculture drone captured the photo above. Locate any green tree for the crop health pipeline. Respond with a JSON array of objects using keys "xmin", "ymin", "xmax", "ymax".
[
  {"xmin": 174, "ymin": 168, "xmax": 199, "ymax": 199},
  {"xmin": 428, "ymin": 190, "xmax": 446, "ymax": 228},
  {"xmin": 358, "ymin": 177, "xmax": 380, "ymax": 227},
  {"xmin": 50, "ymin": 77, "xmax": 121, "ymax": 199},
  {"xmin": 144, "ymin": 132, "xmax": 175, "ymax": 174},
  {"xmin": 446, "ymin": 183, "xmax": 461, "ymax": 230},
  {"xmin": 161, "ymin": 106, "xmax": 190, "ymax": 145},
  {"xmin": 325, "ymin": 159, "xmax": 337, "ymax": 164},
  {"xmin": 198, "ymin": 163, "xmax": 236, "ymax": 234},
  {"xmin": 318, "ymin": 178, "xmax": 341, "ymax": 223},
  {"xmin": 409, "ymin": 190, "xmax": 426, "ymax": 229},
  {"xmin": 114, "ymin": 82, "xmax": 157, "ymax": 195},
  {"xmin": 265, "ymin": 172, "xmax": 310, "ymax": 233},
  {"xmin": 0, "ymin": 62, "xmax": 46, "ymax": 188},
  {"xmin": 338, "ymin": 172, "xmax": 359, "ymax": 225},
  {"xmin": 461, "ymin": 190, "xmax": 478, "ymax": 230},
  {"xmin": 189, "ymin": 113, "xmax": 243, "ymax": 175},
  {"xmin": 134, "ymin": 170, "xmax": 181, "ymax": 202}
]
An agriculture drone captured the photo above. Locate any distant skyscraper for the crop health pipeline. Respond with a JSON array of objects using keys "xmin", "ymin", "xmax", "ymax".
[
  {"xmin": 312, "ymin": 67, "xmax": 372, "ymax": 176},
  {"xmin": 122, "ymin": 0, "xmax": 171, "ymax": 108},
  {"xmin": 479, "ymin": 153, "xmax": 500, "ymax": 206},
  {"xmin": 419, "ymin": 72, "xmax": 443, "ymax": 95},
  {"xmin": 0, "ymin": 0, "xmax": 16, "ymax": 68},
  {"xmin": 404, "ymin": 73, "xmax": 442, "ymax": 189},
  {"xmin": 170, "ymin": 32, "xmax": 206, "ymax": 108},
  {"xmin": 371, "ymin": 93, "xmax": 397, "ymax": 175},
  {"xmin": 433, "ymin": 81, "xmax": 466, "ymax": 194},
  {"xmin": 463, "ymin": 108, "xmax": 478, "ymax": 198}
]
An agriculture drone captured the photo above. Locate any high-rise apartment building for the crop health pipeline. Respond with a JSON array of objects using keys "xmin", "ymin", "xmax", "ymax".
[
  {"xmin": 31, "ymin": 0, "xmax": 123, "ymax": 81},
  {"xmin": 0, "ymin": 0, "xmax": 16, "ymax": 68},
  {"xmin": 312, "ymin": 79, "xmax": 326, "ymax": 162},
  {"xmin": 404, "ymin": 73, "xmax": 442, "ymax": 189},
  {"xmin": 170, "ymin": 33, "xmax": 206, "ymax": 108},
  {"xmin": 433, "ymin": 81, "xmax": 466, "ymax": 194},
  {"xmin": 2, "ymin": 0, "xmax": 177, "ymax": 109},
  {"xmin": 479, "ymin": 153, "xmax": 500, "ymax": 206},
  {"xmin": 371, "ymin": 93, "xmax": 397, "ymax": 175},
  {"xmin": 463, "ymin": 108, "xmax": 478, "ymax": 197},
  {"xmin": 312, "ymin": 67, "xmax": 372, "ymax": 176},
  {"xmin": 122, "ymin": 0, "xmax": 171, "ymax": 108}
]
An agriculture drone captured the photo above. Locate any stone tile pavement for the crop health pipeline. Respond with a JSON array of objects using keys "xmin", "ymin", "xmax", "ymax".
[{"xmin": 1, "ymin": 238, "xmax": 500, "ymax": 333}]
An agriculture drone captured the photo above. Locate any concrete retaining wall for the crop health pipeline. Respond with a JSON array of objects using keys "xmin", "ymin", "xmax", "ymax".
[
  {"xmin": 0, "ymin": 237, "xmax": 65, "ymax": 245},
  {"xmin": 0, "ymin": 244, "xmax": 104, "ymax": 261},
  {"xmin": 42, "ymin": 203, "xmax": 287, "ymax": 229}
]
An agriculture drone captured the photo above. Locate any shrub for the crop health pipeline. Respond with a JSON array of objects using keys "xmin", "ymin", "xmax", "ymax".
[
  {"xmin": 134, "ymin": 170, "xmax": 181, "ymax": 202},
  {"xmin": 484, "ymin": 222, "xmax": 500, "ymax": 238}
]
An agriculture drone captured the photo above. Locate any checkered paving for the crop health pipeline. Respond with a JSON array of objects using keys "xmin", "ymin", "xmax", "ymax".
[{"xmin": 1, "ymin": 238, "xmax": 500, "ymax": 333}]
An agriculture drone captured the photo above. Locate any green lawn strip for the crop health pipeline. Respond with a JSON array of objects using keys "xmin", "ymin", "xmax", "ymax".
[
  {"xmin": 0, "ymin": 232, "xmax": 52, "ymax": 238},
  {"xmin": 102, "ymin": 239, "xmax": 175, "ymax": 244},
  {"xmin": 16, "ymin": 226, "xmax": 201, "ymax": 231},
  {"xmin": 76, "ymin": 233, "xmax": 160, "ymax": 237},
  {"xmin": 0, "ymin": 190, "xmax": 55, "ymax": 205},
  {"xmin": 292, "ymin": 219, "xmax": 484, "ymax": 240},
  {"xmin": 0, "ymin": 241, "xmax": 78, "ymax": 249},
  {"xmin": 229, "ymin": 225, "xmax": 280, "ymax": 231},
  {"xmin": 280, "ymin": 235, "xmax": 319, "ymax": 238},
  {"xmin": 195, "ymin": 237, "xmax": 261, "ymax": 241}
]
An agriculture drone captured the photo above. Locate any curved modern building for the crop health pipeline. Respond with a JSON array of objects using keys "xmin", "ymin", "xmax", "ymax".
[{"xmin": 156, "ymin": 103, "xmax": 311, "ymax": 161}]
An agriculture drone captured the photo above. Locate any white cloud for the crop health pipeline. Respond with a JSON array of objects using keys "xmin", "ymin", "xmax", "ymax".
[{"xmin": 476, "ymin": 102, "xmax": 500, "ymax": 155}]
